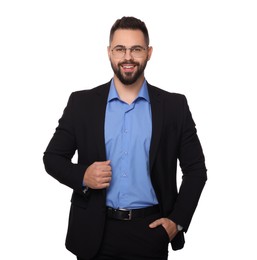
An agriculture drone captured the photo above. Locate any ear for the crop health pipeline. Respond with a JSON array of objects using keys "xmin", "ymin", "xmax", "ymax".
[
  {"xmin": 147, "ymin": 46, "xmax": 153, "ymax": 61},
  {"xmin": 107, "ymin": 46, "xmax": 111, "ymax": 60}
]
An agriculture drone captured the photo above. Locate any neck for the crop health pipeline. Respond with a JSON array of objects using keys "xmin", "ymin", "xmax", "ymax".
[{"xmin": 113, "ymin": 76, "xmax": 145, "ymax": 104}]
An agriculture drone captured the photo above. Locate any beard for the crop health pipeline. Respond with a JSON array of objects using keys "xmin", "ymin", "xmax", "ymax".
[{"xmin": 110, "ymin": 58, "xmax": 148, "ymax": 85}]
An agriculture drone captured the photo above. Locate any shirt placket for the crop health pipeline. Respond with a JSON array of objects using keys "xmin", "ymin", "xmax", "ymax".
[{"xmin": 119, "ymin": 103, "xmax": 134, "ymax": 205}]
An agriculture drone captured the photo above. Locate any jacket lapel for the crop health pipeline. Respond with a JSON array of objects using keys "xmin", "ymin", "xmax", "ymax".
[
  {"xmin": 95, "ymin": 82, "xmax": 111, "ymax": 161},
  {"xmin": 148, "ymin": 83, "xmax": 164, "ymax": 172}
]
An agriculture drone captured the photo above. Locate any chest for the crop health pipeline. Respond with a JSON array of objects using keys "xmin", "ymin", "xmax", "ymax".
[{"xmin": 104, "ymin": 99, "xmax": 152, "ymax": 146}]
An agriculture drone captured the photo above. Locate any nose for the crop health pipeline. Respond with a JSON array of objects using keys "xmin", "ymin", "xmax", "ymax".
[{"xmin": 124, "ymin": 48, "xmax": 133, "ymax": 59}]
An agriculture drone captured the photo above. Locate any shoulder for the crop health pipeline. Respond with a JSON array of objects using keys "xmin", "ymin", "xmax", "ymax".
[
  {"xmin": 63, "ymin": 81, "xmax": 111, "ymax": 112},
  {"xmin": 70, "ymin": 81, "xmax": 111, "ymax": 100},
  {"xmin": 147, "ymin": 82, "xmax": 187, "ymax": 105},
  {"xmin": 147, "ymin": 83, "xmax": 194, "ymax": 125}
]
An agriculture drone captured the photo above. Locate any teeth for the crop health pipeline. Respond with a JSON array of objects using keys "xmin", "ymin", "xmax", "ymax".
[{"xmin": 123, "ymin": 65, "xmax": 134, "ymax": 68}]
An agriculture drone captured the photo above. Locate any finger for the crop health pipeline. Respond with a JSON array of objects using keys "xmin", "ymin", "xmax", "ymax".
[
  {"xmin": 95, "ymin": 162, "xmax": 112, "ymax": 172},
  {"xmin": 99, "ymin": 160, "xmax": 111, "ymax": 165},
  {"xmin": 101, "ymin": 176, "xmax": 112, "ymax": 187},
  {"xmin": 94, "ymin": 166, "xmax": 111, "ymax": 176},
  {"xmin": 149, "ymin": 218, "xmax": 164, "ymax": 228},
  {"xmin": 95, "ymin": 182, "xmax": 110, "ymax": 189},
  {"xmin": 93, "ymin": 175, "xmax": 111, "ymax": 187},
  {"xmin": 106, "ymin": 160, "xmax": 111, "ymax": 165},
  {"xmin": 101, "ymin": 176, "xmax": 112, "ymax": 184},
  {"xmin": 99, "ymin": 172, "xmax": 112, "ymax": 179},
  {"xmin": 101, "ymin": 165, "xmax": 112, "ymax": 172},
  {"xmin": 94, "ymin": 160, "xmax": 111, "ymax": 167},
  {"xmin": 96, "ymin": 173, "xmax": 111, "ymax": 182}
]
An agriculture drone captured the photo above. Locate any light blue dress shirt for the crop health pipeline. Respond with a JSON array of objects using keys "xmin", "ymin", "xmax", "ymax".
[{"xmin": 105, "ymin": 79, "xmax": 159, "ymax": 209}]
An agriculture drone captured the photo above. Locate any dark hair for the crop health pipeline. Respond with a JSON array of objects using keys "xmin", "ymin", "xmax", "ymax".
[{"xmin": 109, "ymin": 16, "xmax": 150, "ymax": 46}]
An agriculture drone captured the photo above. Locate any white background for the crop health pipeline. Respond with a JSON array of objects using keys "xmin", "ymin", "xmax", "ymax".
[{"xmin": 1, "ymin": 0, "xmax": 257, "ymax": 259}]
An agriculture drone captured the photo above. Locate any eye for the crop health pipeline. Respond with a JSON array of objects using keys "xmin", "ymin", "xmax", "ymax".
[
  {"xmin": 132, "ymin": 47, "xmax": 143, "ymax": 53},
  {"xmin": 115, "ymin": 47, "xmax": 125, "ymax": 53}
]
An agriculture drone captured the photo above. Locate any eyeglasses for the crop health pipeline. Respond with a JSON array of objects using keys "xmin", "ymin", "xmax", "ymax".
[{"xmin": 111, "ymin": 45, "xmax": 148, "ymax": 59}]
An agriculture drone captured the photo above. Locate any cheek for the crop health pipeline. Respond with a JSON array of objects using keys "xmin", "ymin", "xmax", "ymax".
[{"xmin": 110, "ymin": 60, "xmax": 119, "ymax": 71}]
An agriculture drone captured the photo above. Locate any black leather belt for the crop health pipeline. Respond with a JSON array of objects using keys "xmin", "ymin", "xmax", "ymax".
[{"xmin": 106, "ymin": 205, "xmax": 160, "ymax": 221}]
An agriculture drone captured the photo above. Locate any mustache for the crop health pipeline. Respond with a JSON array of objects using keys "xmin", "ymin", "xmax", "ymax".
[{"xmin": 118, "ymin": 60, "xmax": 139, "ymax": 66}]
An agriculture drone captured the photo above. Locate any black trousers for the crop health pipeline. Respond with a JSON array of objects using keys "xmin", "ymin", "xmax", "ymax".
[{"xmin": 77, "ymin": 212, "xmax": 169, "ymax": 260}]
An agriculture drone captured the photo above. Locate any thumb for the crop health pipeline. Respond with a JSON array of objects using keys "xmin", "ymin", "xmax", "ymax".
[{"xmin": 149, "ymin": 218, "xmax": 163, "ymax": 228}]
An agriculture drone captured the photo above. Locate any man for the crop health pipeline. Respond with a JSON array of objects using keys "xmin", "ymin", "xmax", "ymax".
[{"xmin": 43, "ymin": 16, "xmax": 207, "ymax": 260}]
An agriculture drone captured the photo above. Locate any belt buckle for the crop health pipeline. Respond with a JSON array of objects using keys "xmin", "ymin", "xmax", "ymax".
[{"xmin": 119, "ymin": 208, "xmax": 132, "ymax": 220}]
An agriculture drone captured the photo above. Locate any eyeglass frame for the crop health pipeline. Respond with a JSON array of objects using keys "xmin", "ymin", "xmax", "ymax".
[{"xmin": 110, "ymin": 45, "xmax": 149, "ymax": 58}]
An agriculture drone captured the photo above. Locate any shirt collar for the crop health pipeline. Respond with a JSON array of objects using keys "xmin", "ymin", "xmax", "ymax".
[{"xmin": 108, "ymin": 79, "xmax": 150, "ymax": 103}]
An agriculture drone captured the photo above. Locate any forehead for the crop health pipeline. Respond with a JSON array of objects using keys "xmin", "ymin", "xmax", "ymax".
[{"xmin": 111, "ymin": 29, "xmax": 146, "ymax": 47}]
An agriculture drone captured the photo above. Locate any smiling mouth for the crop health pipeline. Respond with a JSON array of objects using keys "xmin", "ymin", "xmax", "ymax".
[{"xmin": 121, "ymin": 64, "xmax": 136, "ymax": 72}]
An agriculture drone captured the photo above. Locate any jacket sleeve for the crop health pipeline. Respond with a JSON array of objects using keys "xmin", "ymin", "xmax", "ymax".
[
  {"xmin": 169, "ymin": 96, "xmax": 207, "ymax": 232},
  {"xmin": 43, "ymin": 93, "xmax": 88, "ymax": 193}
]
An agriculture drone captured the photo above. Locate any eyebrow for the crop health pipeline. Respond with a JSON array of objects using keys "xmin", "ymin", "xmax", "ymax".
[{"xmin": 113, "ymin": 44, "xmax": 145, "ymax": 49}]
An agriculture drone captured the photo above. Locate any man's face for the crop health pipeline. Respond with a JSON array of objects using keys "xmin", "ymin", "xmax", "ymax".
[{"xmin": 108, "ymin": 29, "xmax": 152, "ymax": 85}]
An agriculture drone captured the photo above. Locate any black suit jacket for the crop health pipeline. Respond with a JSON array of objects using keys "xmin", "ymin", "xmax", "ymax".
[{"xmin": 43, "ymin": 81, "xmax": 207, "ymax": 259}]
